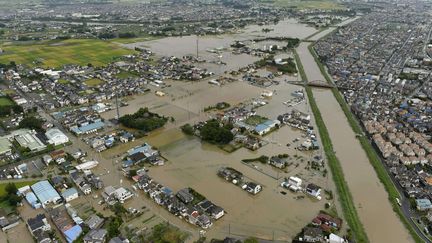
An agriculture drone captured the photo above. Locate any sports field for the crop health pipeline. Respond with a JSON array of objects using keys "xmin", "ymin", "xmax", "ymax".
[{"xmin": 0, "ymin": 39, "xmax": 134, "ymax": 68}]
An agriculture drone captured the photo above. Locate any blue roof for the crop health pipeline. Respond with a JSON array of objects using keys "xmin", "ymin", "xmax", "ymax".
[
  {"xmin": 25, "ymin": 192, "xmax": 38, "ymax": 205},
  {"xmin": 62, "ymin": 187, "xmax": 78, "ymax": 198},
  {"xmin": 262, "ymin": 120, "xmax": 276, "ymax": 126},
  {"xmin": 71, "ymin": 121, "xmax": 105, "ymax": 134},
  {"xmin": 255, "ymin": 124, "xmax": 269, "ymax": 133},
  {"xmin": 122, "ymin": 159, "xmax": 134, "ymax": 167},
  {"xmin": 128, "ymin": 143, "xmax": 152, "ymax": 156},
  {"xmin": 64, "ymin": 225, "xmax": 82, "ymax": 243},
  {"xmin": 31, "ymin": 180, "xmax": 61, "ymax": 204},
  {"xmin": 416, "ymin": 199, "xmax": 432, "ymax": 207},
  {"xmin": 162, "ymin": 187, "xmax": 172, "ymax": 195}
]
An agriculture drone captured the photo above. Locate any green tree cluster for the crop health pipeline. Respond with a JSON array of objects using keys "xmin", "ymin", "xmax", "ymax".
[
  {"xmin": 147, "ymin": 223, "xmax": 188, "ymax": 243},
  {"xmin": 19, "ymin": 116, "xmax": 44, "ymax": 131},
  {"xmin": 181, "ymin": 124, "xmax": 194, "ymax": 135},
  {"xmin": 2, "ymin": 183, "xmax": 21, "ymax": 206},
  {"xmin": 200, "ymin": 120, "xmax": 233, "ymax": 144},
  {"xmin": 119, "ymin": 108, "xmax": 167, "ymax": 132}
]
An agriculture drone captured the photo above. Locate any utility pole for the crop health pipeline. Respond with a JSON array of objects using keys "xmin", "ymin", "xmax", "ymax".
[
  {"xmin": 115, "ymin": 88, "xmax": 120, "ymax": 120},
  {"xmin": 196, "ymin": 35, "xmax": 199, "ymax": 59}
]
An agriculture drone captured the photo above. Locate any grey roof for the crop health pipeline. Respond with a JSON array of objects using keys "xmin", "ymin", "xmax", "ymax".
[
  {"xmin": 83, "ymin": 229, "xmax": 107, "ymax": 242},
  {"xmin": 85, "ymin": 214, "xmax": 105, "ymax": 229},
  {"xmin": 27, "ymin": 214, "xmax": 46, "ymax": 231}
]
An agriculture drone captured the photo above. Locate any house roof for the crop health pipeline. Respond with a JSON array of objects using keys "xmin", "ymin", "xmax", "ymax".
[
  {"xmin": 304, "ymin": 227, "xmax": 323, "ymax": 238},
  {"xmin": 45, "ymin": 128, "xmax": 68, "ymax": 140},
  {"xmin": 61, "ymin": 187, "xmax": 78, "ymax": 198},
  {"xmin": 255, "ymin": 124, "xmax": 269, "ymax": 133},
  {"xmin": 25, "ymin": 192, "xmax": 38, "ymax": 205},
  {"xmin": 64, "ymin": 225, "xmax": 82, "ymax": 243},
  {"xmin": 83, "ymin": 228, "xmax": 107, "ymax": 241},
  {"xmin": 31, "ymin": 180, "xmax": 61, "ymax": 204},
  {"xmin": 85, "ymin": 214, "xmax": 105, "ymax": 229},
  {"xmin": 27, "ymin": 214, "xmax": 46, "ymax": 231},
  {"xmin": 71, "ymin": 121, "xmax": 104, "ymax": 134},
  {"xmin": 416, "ymin": 199, "xmax": 432, "ymax": 208}
]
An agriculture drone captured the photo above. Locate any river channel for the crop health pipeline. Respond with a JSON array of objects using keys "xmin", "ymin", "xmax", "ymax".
[{"xmin": 296, "ymin": 42, "xmax": 413, "ymax": 243}]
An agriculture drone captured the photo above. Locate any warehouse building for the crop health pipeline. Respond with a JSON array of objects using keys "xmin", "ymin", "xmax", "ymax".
[
  {"xmin": 31, "ymin": 180, "xmax": 62, "ymax": 208},
  {"xmin": 45, "ymin": 128, "xmax": 69, "ymax": 146}
]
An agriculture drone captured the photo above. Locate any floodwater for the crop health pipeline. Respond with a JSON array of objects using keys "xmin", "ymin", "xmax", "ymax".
[
  {"xmin": 92, "ymin": 18, "xmax": 363, "ymax": 241},
  {"xmin": 121, "ymin": 18, "xmax": 317, "ymax": 75},
  {"xmin": 98, "ymin": 71, "xmax": 342, "ymax": 241},
  {"xmin": 296, "ymin": 42, "xmax": 413, "ymax": 243},
  {"xmin": 143, "ymin": 79, "xmax": 338, "ymax": 241}
]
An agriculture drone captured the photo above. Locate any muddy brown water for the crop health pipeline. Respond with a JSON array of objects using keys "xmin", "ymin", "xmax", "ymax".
[
  {"xmin": 94, "ymin": 18, "xmax": 400, "ymax": 241},
  {"xmin": 98, "ymin": 74, "xmax": 341, "ymax": 241},
  {"xmin": 121, "ymin": 18, "xmax": 318, "ymax": 75},
  {"xmin": 296, "ymin": 42, "xmax": 413, "ymax": 243}
]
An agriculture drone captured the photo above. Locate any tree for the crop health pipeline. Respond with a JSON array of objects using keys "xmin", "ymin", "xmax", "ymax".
[
  {"xmin": 119, "ymin": 108, "xmax": 167, "ymax": 132},
  {"xmin": 244, "ymin": 237, "xmax": 259, "ymax": 243},
  {"xmin": 5, "ymin": 183, "xmax": 17, "ymax": 195},
  {"xmin": 200, "ymin": 120, "xmax": 233, "ymax": 144},
  {"xmin": 7, "ymin": 194, "xmax": 21, "ymax": 206},
  {"xmin": 19, "ymin": 116, "xmax": 44, "ymax": 131},
  {"xmin": 181, "ymin": 124, "xmax": 194, "ymax": 135},
  {"xmin": 107, "ymin": 216, "xmax": 123, "ymax": 239}
]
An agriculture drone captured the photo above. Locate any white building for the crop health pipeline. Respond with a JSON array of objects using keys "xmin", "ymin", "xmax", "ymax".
[
  {"xmin": 45, "ymin": 128, "xmax": 69, "ymax": 146},
  {"xmin": 9, "ymin": 129, "xmax": 46, "ymax": 152},
  {"xmin": 61, "ymin": 188, "xmax": 79, "ymax": 202}
]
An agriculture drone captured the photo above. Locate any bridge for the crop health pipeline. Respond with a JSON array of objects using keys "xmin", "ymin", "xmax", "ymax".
[{"xmin": 287, "ymin": 80, "xmax": 336, "ymax": 88}]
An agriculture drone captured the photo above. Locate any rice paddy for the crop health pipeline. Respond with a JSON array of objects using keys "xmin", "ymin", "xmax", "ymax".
[{"xmin": 0, "ymin": 39, "xmax": 134, "ymax": 68}]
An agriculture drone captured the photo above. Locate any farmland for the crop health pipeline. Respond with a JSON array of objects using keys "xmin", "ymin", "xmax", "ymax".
[{"xmin": 0, "ymin": 39, "xmax": 134, "ymax": 68}]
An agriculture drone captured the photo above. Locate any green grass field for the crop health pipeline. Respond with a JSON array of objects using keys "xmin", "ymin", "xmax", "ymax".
[
  {"xmin": 58, "ymin": 79, "xmax": 69, "ymax": 84},
  {"xmin": 0, "ymin": 39, "xmax": 134, "ymax": 68},
  {"xmin": 244, "ymin": 115, "xmax": 269, "ymax": 126},
  {"xmin": 116, "ymin": 71, "xmax": 139, "ymax": 79},
  {"xmin": 261, "ymin": 0, "xmax": 345, "ymax": 10},
  {"xmin": 0, "ymin": 180, "xmax": 38, "ymax": 197},
  {"xmin": 85, "ymin": 78, "xmax": 104, "ymax": 87},
  {"xmin": 0, "ymin": 97, "xmax": 14, "ymax": 107}
]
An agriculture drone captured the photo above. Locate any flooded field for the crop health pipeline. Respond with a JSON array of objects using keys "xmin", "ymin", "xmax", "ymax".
[
  {"xmin": 121, "ymin": 18, "xmax": 317, "ymax": 75},
  {"xmin": 296, "ymin": 42, "xmax": 413, "ymax": 242}
]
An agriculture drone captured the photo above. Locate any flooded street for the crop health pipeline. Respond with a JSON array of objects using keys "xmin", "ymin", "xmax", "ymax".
[{"xmin": 296, "ymin": 42, "xmax": 413, "ymax": 243}]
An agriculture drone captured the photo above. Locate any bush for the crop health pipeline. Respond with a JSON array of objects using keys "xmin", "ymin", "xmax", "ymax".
[{"xmin": 181, "ymin": 124, "xmax": 194, "ymax": 135}]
